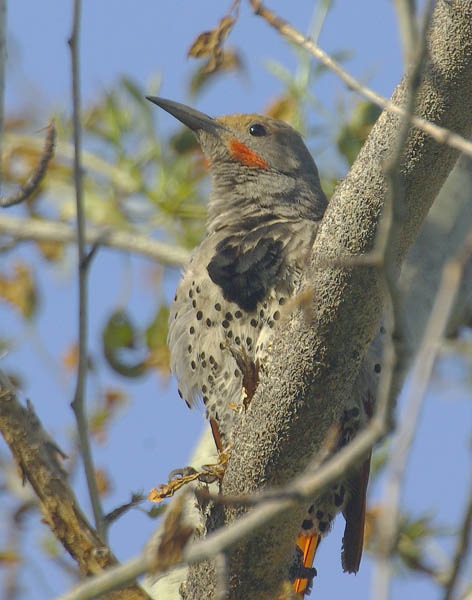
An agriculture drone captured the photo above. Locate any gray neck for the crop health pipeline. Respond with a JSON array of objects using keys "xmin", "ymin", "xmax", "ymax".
[{"xmin": 206, "ymin": 164, "xmax": 327, "ymax": 234}]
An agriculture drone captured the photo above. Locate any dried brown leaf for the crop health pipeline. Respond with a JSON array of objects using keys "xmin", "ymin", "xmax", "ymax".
[
  {"xmin": 188, "ymin": 16, "xmax": 236, "ymax": 58},
  {"xmin": 188, "ymin": 14, "xmax": 237, "ymax": 74},
  {"xmin": 153, "ymin": 497, "xmax": 193, "ymax": 571},
  {"xmin": 62, "ymin": 343, "xmax": 79, "ymax": 371},
  {"xmin": 265, "ymin": 95, "xmax": 298, "ymax": 123},
  {"xmin": 0, "ymin": 550, "xmax": 21, "ymax": 564},
  {"xmin": 35, "ymin": 239, "xmax": 65, "ymax": 261},
  {"xmin": 0, "ymin": 261, "xmax": 37, "ymax": 318},
  {"xmin": 95, "ymin": 468, "xmax": 111, "ymax": 496},
  {"xmin": 190, "ymin": 49, "xmax": 244, "ymax": 97}
]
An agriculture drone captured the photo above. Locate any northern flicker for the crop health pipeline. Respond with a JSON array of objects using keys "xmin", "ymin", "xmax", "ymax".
[{"xmin": 147, "ymin": 96, "xmax": 378, "ymax": 595}]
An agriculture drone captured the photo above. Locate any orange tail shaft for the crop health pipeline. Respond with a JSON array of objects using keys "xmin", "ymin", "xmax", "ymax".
[{"xmin": 293, "ymin": 534, "xmax": 320, "ymax": 595}]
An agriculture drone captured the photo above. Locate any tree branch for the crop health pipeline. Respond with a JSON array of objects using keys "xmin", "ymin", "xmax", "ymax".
[
  {"xmin": 393, "ymin": 0, "xmax": 419, "ymax": 64},
  {"xmin": 0, "ymin": 120, "xmax": 56, "ymax": 207},
  {"xmin": 68, "ymin": 0, "xmax": 104, "ymax": 541},
  {"xmin": 249, "ymin": 0, "xmax": 472, "ymax": 159},
  {"xmin": 443, "ymin": 470, "xmax": 472, "ymax": 600},
  {"xmin": 374, "ymin": 230, "xmax": 472, "ymax": 599},
  {"xmin": 0, "ymin": 213, "xmax": 190, "ymax": 266},
  {"xmin": 0, "ymin": 372, "xmax": 150, "ymax": 600},
  {"xmin": 0, "ymin": 0, "xmax": 5, "ymax": 196}
]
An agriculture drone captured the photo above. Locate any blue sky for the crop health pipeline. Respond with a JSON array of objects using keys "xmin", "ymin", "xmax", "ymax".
[{"xmin": 2, "ymin": 1, "xmax": 471, "ymax": 599}]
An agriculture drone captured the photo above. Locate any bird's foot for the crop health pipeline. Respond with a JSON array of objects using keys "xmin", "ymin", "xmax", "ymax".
[{"xmin": 148, "ymin": 452, "xmax": 229, "ymax": 502}]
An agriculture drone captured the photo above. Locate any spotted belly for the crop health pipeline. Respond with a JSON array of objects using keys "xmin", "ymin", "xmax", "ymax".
[{"xmin": 168, "ymin": 272, "xmax": 289, "ymax": 446}]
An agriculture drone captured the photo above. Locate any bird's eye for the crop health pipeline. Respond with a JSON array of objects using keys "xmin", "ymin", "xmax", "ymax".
[{"xmin": 249, "ymin": 123, "xmax": 267, "ymax": 137}]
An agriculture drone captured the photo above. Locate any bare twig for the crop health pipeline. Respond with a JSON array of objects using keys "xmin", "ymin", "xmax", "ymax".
[
  {"xmin": 373, "ymin": 9, "xmax": 446, "ymax": 592},
  {"xmin": 443, "ymin": 471, "xmax": 472, "ymax": 600},
  {"xmin": 68, "ymin": 0, "xmax": 104, "ymax": 540},
  {"xmin": 374, "ymin": 230, "xmax": 472, "ymax": 599},
  {"xmin": 0, "ymin": 372, "xmax": 150, "ymax": 600},
  {"xmin": 0, "ymin": 121, "xmax": 56, "ymax": 207},
  {"xmin": 393, "ymin": 0, "xmax": 418, "ymax": 64},
  {"xmin": 0, "ymin": 0, "xmax": 6, "ymax": 195},
  {"xmin": 214, "ymin": 553, "xmax": 229, "ymax": 600},
  {"xmin": 249, "ymin": 0, "xmax": 472, "ymax": 159},
  {"xmin": 377, "ymin": 0, "xmax": 435, "ymax": 433},
  {"xmin": 103, "ymin": 493, "xmax": 145, "ymax": 525},
  {"xmin": 0, "ymin": 213, "xmax": 190, "ymax": 265},
  {"xmin": 5, "ymin": 131, "xmax": 138, "ymax": 191}
]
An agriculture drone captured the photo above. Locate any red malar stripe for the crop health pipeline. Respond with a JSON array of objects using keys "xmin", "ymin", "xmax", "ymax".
[{"xmin": 228, "ymin": 139, "xmax": 268, "ymax": 169}]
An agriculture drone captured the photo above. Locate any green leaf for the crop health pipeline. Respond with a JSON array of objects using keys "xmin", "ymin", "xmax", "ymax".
[{"xmin": 102, "ymin": 311, "xmax": 147, "ymax": 377}]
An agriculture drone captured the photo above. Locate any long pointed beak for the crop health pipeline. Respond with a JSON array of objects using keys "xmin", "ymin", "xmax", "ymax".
[{"xmin": 146, "ymin": 96, "xmax": 227, "ymax": 136}]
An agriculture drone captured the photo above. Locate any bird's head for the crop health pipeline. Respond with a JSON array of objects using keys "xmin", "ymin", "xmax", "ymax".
[{"xmin": 147, "ymin": 96, "xmax": 327, "ymax": 230}]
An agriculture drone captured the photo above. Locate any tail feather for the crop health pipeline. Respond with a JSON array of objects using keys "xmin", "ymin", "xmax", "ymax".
[
  {"xmin": 293, "ymin": 534, "xmax": 320, "ymax": 595},
  {"xmin": 209, "ymin": 417, "xmax": 223, "ymax": 453},
  {"xmin": 341, "ymin": 454, "xmax": 371, "ymax": 573}
]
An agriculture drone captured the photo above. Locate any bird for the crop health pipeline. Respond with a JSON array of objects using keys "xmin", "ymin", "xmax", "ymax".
[{"xmin": 147, "ymin": 96, "xmax": 377, "ymax": 595}]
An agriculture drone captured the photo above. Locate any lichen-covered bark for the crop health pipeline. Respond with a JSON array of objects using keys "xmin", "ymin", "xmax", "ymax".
[{"xmin": 183, "ymin": 2, "xmax": 472, "ymax": 598}]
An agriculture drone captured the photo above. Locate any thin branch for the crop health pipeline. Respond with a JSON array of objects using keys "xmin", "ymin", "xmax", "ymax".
[
  {"xmin": 0, "ymin": 213, "xmax": 190, "ymax": 266},
  {"xmin": 214, "ymin": 553, "xmax": 229, "ymax": 600},
  {"xmin": 5, "ymin": 131, "xmax": 137, "ymax": 191},
  {"xmin": 0, "ymin": 372, "xmax": 150, "ymax": 600},
  {"xmin": 0, "ymin": 0, "xmax": 5, "ymax": 195},
  {"xmin": 443, "ymin": 472, "xmax": 472, "ymax": 600},
  {"xmin": 374, "ymin": 230, "xmax": 472, "ymax": 599},
  {"xmin": 249, "ymin": 0, "xmax": 472, "ymax": 159},
  {"xmin": 68, "ymin": 0, "xmax": 104, "ymax": 541},
  {"xmin": 373, "ymin": 11, "xmax": 450, "ymax": 592},
  {"xmin": 376, "ymin": 0, "xmax": 435, "ymax": 433},
  {"xmin": 393, "ymin": 0, "xmax": 418, "ymax": 64},
  {"xmin": 0, "ymin": 121, "xmax": 56, "ymax": 207}
]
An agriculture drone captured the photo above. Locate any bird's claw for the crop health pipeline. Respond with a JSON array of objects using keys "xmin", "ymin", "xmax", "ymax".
[{"xmin": 148, "ymin": 453, "xmax": 229, "ymax": 502}]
